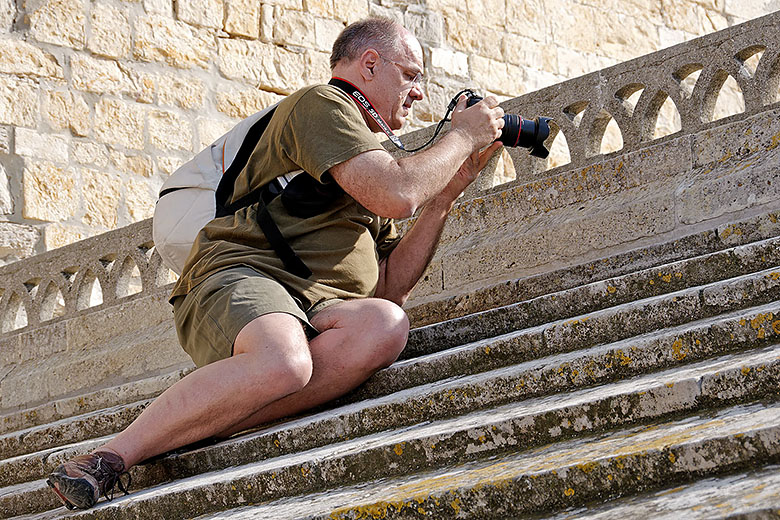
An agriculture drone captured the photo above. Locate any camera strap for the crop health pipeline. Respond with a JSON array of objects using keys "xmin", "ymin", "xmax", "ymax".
[{"xmin": 329, "ymin": 77, "xmax": 407, "ymax": 151}]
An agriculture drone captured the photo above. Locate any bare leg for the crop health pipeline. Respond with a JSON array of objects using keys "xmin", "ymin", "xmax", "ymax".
[
  {"xmin": 100, "ymin": 312, "xmax": 313, "ymax": 468},
  {"xmin": 215, "ymin": 297, "xmax": 409, "ymax": 438}
]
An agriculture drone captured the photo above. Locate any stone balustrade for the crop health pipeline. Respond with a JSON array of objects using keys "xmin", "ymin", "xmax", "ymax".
[{"xmin": 0, "ymin": 11, "xmax": 778, "ymax": 338}]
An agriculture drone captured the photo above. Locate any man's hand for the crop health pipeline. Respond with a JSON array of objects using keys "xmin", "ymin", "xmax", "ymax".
[
  {"xmin": 450, "ymin": 95, "xmax": 505, "ymax": 152},
  {"xmin": 435, "ymin": 141, "xmax": 504, "ymax": 205}
]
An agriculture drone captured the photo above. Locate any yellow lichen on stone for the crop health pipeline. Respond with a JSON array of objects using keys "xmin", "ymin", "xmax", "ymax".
[
  {"xmin": 742, "ymin": 366, "xmax": 751, "ymax": 375},
  {"xmin": 577, "ymin": 461, "xmax": 598, "ymax": 473},
  {"xmin": 394, "ymin": 443, "xmax": 405, "ymax": 456},
  {"xmin": 607, "ymin": 285, "xmax": 617, "ymax": 294},
  {"xmin": 660, "ymin": 273, "xmax": 672, "ymax": 283},
  {"xmin": 484, "ymin": 346, "xmax": 491, "ymax": 354},
  {"xmin": 672, "ymin": 338, "xmax": 688, "ymax": 361},
  {"xmin": 767, "ymin": 272, "xmax": 780, "ymax": 281},
  {"xmin": 450, "ymin": 497, "xmax": 461, "ymax": 513},
  {"xmin": 668, "ymin": 452, "xmax": 676, "ymax": 463},
  {"xmin": 564, "ymin": 487, "xmax": 575, "ymax": 497}
]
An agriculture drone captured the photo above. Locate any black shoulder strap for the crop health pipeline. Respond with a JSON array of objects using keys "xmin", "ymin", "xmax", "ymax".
[{"xmin": 215, "ymin": 106, "xmax": 278, "ymax": 213}]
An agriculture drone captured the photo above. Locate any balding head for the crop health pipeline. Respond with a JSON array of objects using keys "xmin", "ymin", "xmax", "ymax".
[{"xmin": 330, "ymin": 18, "xmax": 406, "ymax": 70}]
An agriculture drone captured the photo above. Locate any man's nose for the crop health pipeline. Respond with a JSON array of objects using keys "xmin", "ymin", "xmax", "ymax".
[{"xmin": 410, "ymin": 83, "xmax": 424, "ymax": 101}]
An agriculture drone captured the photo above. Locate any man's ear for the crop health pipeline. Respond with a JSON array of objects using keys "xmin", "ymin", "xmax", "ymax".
[{"xmin": 359, "ymin": 48, "xmax": 380, "ymax": 82}]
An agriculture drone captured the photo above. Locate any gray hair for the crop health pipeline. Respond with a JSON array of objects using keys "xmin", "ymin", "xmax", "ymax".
[{"xmin": 330, "ymin": 17, "xmax": 404, "ymax": 70}]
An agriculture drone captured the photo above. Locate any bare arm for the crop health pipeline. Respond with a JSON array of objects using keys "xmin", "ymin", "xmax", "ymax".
[
  {"xmin": 374, "ymin": 142, "xmax": 503, "ymax": 305},
  {"xmin": 330, "ymin": 96, "xmax": 504, "ymax": 219}
]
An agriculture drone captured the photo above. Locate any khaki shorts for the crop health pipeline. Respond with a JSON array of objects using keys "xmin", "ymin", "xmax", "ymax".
[{"xmin": 172, "ymin": 266, "xmax": 339, "ymax": 368}]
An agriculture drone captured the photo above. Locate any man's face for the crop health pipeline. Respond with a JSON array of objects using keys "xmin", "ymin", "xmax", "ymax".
[{"xmin": 372, "ymin": 33, "xmax": 424, "ymax": 131}]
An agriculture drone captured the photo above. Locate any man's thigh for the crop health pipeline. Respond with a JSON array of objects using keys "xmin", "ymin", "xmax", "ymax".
[{"xmin": 172, "ymin": 267, "xmax": 313, "ymax": 368}]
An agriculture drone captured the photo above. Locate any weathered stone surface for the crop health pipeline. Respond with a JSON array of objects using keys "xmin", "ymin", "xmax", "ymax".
[
  {"xmin": 44, "ymin": 90, "xmax": 91, "ymax": 137},
  {"xmin": 0, "ymin": 0, "xmax": 13, "ymax": 32},
  {"xmin": 125, "ymin": 176, "xmax": 159, "ymax": 221},
  {"xmin": 677, "ymin": 147, "xmax": 780, "ymax": 225},
  {"xmin": 29, "ymin": 0, "xmax": 86, "ymax": 49},
  {"xmin": 43, "ymin": 222, "xmax": 92, "ymax": 250},
  {"xmin": 430, "ymin": 47, "xmax": 469, "ymax": 77},
  {"xmin": 224, "ymin": 0, "xmax": 260, "ymax": 38},
  {"xmin": 314, "ymin": 17, "xmax": 343, "ymax": 53},
  {"xmin": 177, "ymin": 0, "xmax": 223, "ymax": 29},
  {"xmin": 110, "ymin": 150, "xmax": 153, "ymax": 177},
  {"xmin": 71, "ymin": 141, "xmax": 109, "ymax": 168},
  {"xmin": 155, "ymin": 155, "xmax": 184, "ymax": 176},
  {"xmin": 218, "ymin": 39, "xmax": 307, "ymax": 94},
  {"xmin": 149, "ymin": 109, "xmax": 193, "ymax": 151},
  {"xmin": 71, "ymin": 54, "xmax": 125, "ymax": 95},
  {"xmin": 661, "ymin": 0, "xmax": 728, "ymax": 34},
  {"xmin": 81, "ymin": 168, "xmax": 120, "ymax": 228},
  {"xmin": 88, "ymin": 2, "xmax": 131, "ymax": 59},
  {"xmin": 157, "ymin": 74, "xmax": 206, "ymax": 109},
  {"xmin": 404, "ymin": 6, "xmax": 444, "ymax": 46},
  {"xmin": 196, "ymin": 117, "xmax": 235, "ymax": 149},
  {"xmin": 22, "ymin": 161, "xmax": 78, "ymax": 221},
  {"xmin": 0, "ymin": 222, "xmax": 38, "ymax": 259},
  {"xmin": 332, "ymin": 0, "xmax": 368, "ymax": 24},
  {"xmin": 0, "ymin": 77, "xmax": 38, "ymax": 127},
  {"xmin": 692, "ymin": 109, "xmax": 780, "ymax": 167},
  {"xmin": 0, "ymin": 126, "xmax": 9, "ymax": 154},
  {"xmin": 94, "ymin": 97, "xmax": 146, "ymax": 150},
  {"xmin": 14, "ymin": 127, "xmax": 68, "ymax": 163},
  {"xmin": 274, "ymin": 9, "xmax": 316, "ymax": 48},
  {"xmin": 0, "ymin": 38, "xmax": 63, "ymax": 78},
  {"xmin": 143, "ymin": 0, "xmax": 171, "ymax": 16},
  {"xmin": 215, "ymin": 88, "xmax": 283, "ymax": 119},
  {"xmin": 0, "ymin": 163, "xmax": 12, "ymax": 214},
  {"xmin": 134, "ymin": 14, "xmax": 214, "ymax": 69}
]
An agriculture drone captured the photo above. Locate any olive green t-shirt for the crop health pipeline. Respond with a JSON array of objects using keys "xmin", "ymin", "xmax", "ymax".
[{"xmin": 170, "ymin": 84, "xmax": 399, "ymax": 309}]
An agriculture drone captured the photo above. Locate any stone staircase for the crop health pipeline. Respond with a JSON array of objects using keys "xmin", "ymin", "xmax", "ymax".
[
  {"xmin": 2, "ymin": 211, "xmax": 780, "ymax": 519},
  {"xmin": 2, "ymin": 13, "xmax": 780, "ymax": 520}
]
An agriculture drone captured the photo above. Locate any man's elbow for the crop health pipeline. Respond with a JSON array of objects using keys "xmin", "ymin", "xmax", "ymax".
[{"xmin": 381, "ymin": 191, "xmax": 418, "ymax": 219}]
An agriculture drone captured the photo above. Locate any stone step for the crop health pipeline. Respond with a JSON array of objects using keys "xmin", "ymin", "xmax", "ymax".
[
  {"xmin": 348, "ymin": 264, "xmax": 780, "ymax": 403},
  {"xmin": 18, "ymin": 394, "xmax": 780, "ymax": 519},
  {"xmin": 4, "ymin": 333, "xmax": 779, "ymax": 518},
  {"xmin": 0, "ymin": 369, "xmax": 190, "ymax": 437},
  {"xmin": 546, "ymin": 465, "xmax": 780, "ymax": 519},
  {"xmin": 406, "ymin": 211, "xmax": 780, "ymax": 327},
  {"xmin": 2, "ymin": 260, "xmax": 778, "ymax": 467},
  {"xmin": 405, "ymin": 240, "xmax": 780, "ymax": 359},
  {"xmin": 195, "ymin": 467, "xmax": 780, "ymax": 520}
]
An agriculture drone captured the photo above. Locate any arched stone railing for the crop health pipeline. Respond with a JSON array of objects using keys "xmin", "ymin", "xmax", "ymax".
[{"xmin": 0, "ymin": 11, "xmax": 778, "ymax": 336}]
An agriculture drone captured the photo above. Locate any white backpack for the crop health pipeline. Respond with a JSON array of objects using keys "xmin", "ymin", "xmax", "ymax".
[{"xmin": 153, "ymin": 104, "xmax": 280, "ymax": 275}]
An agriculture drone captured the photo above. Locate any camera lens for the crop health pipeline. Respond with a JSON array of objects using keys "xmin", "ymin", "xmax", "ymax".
[{"xmin": 465, "ymin": 94, "xmax": 551, "ymax": 158}]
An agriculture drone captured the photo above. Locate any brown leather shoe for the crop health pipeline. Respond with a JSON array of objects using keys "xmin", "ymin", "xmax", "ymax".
[{"xmin": 46, "ymin": 450, "xmax": 131, "ymax": 510}]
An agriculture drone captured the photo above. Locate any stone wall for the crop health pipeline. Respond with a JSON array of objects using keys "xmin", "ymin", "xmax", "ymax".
[{"xmin": 0, "ymin": 0, "xmax": 777, "ymax": 264}]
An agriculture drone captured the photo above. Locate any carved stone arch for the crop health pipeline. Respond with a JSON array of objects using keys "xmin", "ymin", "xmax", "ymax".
[
  {"xmin": 752, "ymin": 47, "xmax": 780, "ymax": 106},
  {"xmin": 606, "ymin": 84, "xmax": 642, "ymax": 148},
  {"xmin": 114, "ymin": 254, "xmax": 143, "ymax": 299},
  {"xmin": 544, "ymin": 122, "xmax": 572, "ymax": 171},
  {"xmin": 73, "ymin": 267, "xmax": 106, "ymax": 311},
  {"xmin": 585, "ymin": 109, "xmax": 623, "ymax": 157},
  {"xmin": 38, "ymin": 278, "xmax": 67, "ymax": 322},
  {"xmin": 698, "ymin": 67, "xmax": 746, "ymax": 123},
  {"xmin": 631, "ymin": 88, "xmax": 682, "ymax": 142},
  {"xmin": 1, "ymin": 288, "xmax": 30, "ymax": 333}
]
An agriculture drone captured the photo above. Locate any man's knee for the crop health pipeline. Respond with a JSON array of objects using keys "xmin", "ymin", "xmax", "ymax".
[
  {"xmin": 234, "ymin": 313, "xmax": 314, "ymax": 394},
  {"xmin": 317, "ymin": 298, "xmax": 409, "ymax": 368}
]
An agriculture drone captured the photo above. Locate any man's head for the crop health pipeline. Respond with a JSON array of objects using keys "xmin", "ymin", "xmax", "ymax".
[{"xmin": 331, "ymin": 18, "xmax": 424, "ymax": 131}]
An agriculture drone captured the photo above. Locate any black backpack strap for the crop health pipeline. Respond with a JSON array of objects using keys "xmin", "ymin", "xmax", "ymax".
[
  {"xmin": 256, "ymin": 199, "xmax": 312, "ymax": 279},
  {"xmin": 215, "ymin": 106, "xmax": 278, "ymax": 212}
]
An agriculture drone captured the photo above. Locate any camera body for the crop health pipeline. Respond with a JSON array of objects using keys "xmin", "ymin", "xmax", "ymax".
[{"xmin": 465, "ymin": 94, "xmax": 551, "ymax": 159}]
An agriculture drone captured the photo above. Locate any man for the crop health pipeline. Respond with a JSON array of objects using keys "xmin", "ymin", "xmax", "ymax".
[{"xmin": 47, "ymin": 17, "xmax": 504, "ymax": 510}]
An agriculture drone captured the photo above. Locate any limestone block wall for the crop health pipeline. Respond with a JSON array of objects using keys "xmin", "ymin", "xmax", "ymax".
[{"xmin": 0, "ymin": 0, "xmax": 776, "ymax": 265}]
